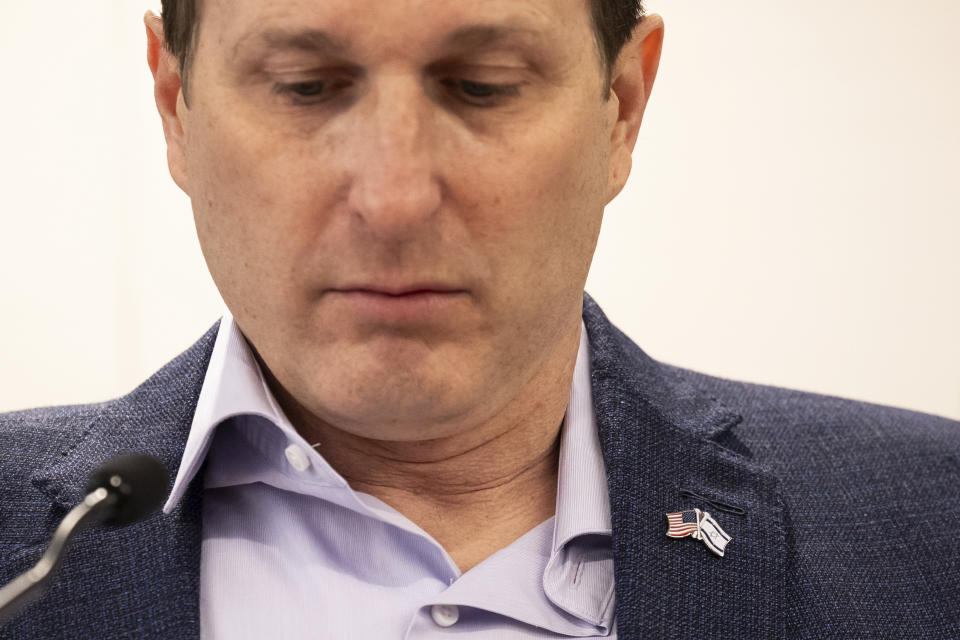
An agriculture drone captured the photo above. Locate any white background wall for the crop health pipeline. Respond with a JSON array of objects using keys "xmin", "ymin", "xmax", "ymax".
[{"xmin": 1, "ymin": 1, "xmax": 958, "ymax": 419}]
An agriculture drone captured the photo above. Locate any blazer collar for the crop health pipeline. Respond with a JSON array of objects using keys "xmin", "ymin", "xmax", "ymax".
[{"xmin": 583, "ymin": 294, "xmax": 787, "ymax": 638}]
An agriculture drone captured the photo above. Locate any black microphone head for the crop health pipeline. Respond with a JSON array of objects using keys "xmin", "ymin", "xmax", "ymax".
[{"xmin": 85, "ymin": 454, "xmax": 169, "ymax": 526}]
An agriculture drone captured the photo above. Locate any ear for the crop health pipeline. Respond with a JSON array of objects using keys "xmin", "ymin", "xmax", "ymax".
[
  {"xmin": 605, "ymin": 14, "xmax": 664, "ymax": 204},
  {"xmin": 144, "ymin": 11, "xmax": 190, "ymax": 194}
]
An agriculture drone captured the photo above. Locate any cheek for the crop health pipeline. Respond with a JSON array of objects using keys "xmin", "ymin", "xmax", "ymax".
[
  {"xmin": 185, "ymin": 111, "xmax": 324, "ymax": 314},
  {"xmin": 461, "ymin": 112, "xmax": 608, "ymax": 289}
]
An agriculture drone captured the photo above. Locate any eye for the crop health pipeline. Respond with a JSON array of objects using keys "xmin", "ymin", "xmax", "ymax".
[
  {"xmin": 286, "ymin": 81, "xmax": 325, "ymax": 97},
  {"xmin": 459, "ymin": 80, "xmax": 497, "ymax": 98},
  {"xmin": 272, "ymin": 77, "xmax": 520, "ymax": 108},
  {"xmin": 441, "ymin": 79, "xmax": 520, "ymax": 107},
  {"xmin": 273, "ymin": 78, "xmax": 351, "ymax": 104}
]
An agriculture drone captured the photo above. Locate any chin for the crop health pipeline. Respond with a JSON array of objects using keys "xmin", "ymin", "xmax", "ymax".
[{"xmin": 295, "ymin": 342, "xmax": 478, "ymax": 433}]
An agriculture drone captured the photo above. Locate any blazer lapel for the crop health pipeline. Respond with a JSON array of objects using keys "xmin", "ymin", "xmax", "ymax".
[
  {"xmin": 21, "ymin": 323, "xmax": 219, "ymax": 640},
  {"xmin": 583, "ymin": 296, "xmax": 787, "ymax": 639}
]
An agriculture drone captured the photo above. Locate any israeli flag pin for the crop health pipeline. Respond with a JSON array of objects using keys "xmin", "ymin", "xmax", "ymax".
[{"xmin": 665, "ymin": 508, "xmax": 732, "ymax": 557}]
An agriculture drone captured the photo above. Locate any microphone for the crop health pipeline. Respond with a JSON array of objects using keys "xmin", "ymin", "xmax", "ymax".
[{"xmin": 0, "ymin": 454, "xmax": 168, "ymax": 624}]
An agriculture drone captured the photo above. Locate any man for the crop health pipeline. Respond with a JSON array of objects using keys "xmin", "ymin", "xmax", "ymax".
[{"xmin": 0, "ymin": 0, "xmax": 957, "ymax": 638}]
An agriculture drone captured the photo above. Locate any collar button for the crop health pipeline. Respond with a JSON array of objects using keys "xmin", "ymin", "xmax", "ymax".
[
  {"xmin": 430, "ymin": 604, "xmax": 459, "ymax": 627},
  {"xmin": 283, "ymin": 444, "xmax": 311, "ymax": 472}
]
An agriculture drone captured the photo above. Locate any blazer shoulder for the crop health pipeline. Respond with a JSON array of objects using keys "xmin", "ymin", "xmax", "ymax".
[
  {"xmin": 0, "ymin": 320, "xmax": 221, "ymax": 472},
  {"xmin": 0, "ymin": 402, "xmax": 109, "ymax": 466},
  {"xmin": 659, "ymin": 362, "xmax": 960, "ymax": 512},
  {"xmin": 661, "ymin": 361, "xmax": 960, "ymax": 443},
  {"xmin": 0, "ymin": 401, "xmax": 109, "ymax": 427}
]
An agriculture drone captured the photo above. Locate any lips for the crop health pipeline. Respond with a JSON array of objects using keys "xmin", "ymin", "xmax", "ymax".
[
  {"xmin": 333, "ymin": 283, "xmax": 465, "ymax": 296},
  {"xmin": 326, "ymin": 285, "xmax": 468, "ymax": 324}
]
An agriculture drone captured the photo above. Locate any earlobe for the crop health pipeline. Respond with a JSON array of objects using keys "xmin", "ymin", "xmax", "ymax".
[
  {"xmin": 144, "ymin": 11, "xmax": 190, "ymax": 194},
  {"xmin": 605, "ymin": 14, "xmax": 664, "ymax": 202},
  {"xmin": 606, "ymin": 147, "xmax": 633, "ymax": 204}
]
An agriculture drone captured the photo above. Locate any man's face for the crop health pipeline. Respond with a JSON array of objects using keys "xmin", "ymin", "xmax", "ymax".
[{"xmin": 172, "ymin": 0, "xmax": 637, "ymax": 439}]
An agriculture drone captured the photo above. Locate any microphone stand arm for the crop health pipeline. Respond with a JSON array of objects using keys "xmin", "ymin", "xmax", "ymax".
[{"xmin": 0, "ymin": 488, "xmax": 116, "ymax": 624}]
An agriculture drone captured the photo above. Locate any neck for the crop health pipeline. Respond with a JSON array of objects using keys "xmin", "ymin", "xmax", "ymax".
[{"xmin": 262, "ymin": 323, "xmax": 581, "ymax": 567}]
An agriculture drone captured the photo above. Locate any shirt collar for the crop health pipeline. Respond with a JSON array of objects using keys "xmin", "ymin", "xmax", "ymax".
[
  {"xmin": 554, "ymin": 321, "xmax": 612, "ymax": 550},
  {"xmin": 163, "ymin": 310, "xmax": 347, "ymax": 513},
  {"xmin": 542, "ymin": 321, "xmax": 614, "ymax": 629},
  {"xmin": 162, "ymin": 313, "xmax": 613, "ymax": 630}
]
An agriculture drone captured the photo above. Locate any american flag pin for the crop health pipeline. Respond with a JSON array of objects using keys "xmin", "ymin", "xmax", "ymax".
[{"xmin": 665, "ymin": 508, "xmax": 732, "ymax": 557}]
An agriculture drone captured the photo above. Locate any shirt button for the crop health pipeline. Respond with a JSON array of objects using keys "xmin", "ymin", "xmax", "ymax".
[
  {"xmin": 430, "ymin": 604, "xmax": 459, "ymax": 627},
  {"xmin": 284, "ymin": 444, "xmax": 311, "ymax": 472}
]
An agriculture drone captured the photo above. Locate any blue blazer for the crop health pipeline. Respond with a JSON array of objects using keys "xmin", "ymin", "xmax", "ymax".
[{"xmin": 2, "ymin": 295, "xmax": 958, "ymax": 639}]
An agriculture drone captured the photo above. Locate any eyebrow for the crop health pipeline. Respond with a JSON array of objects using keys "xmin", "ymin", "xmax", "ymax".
[
  {"xmin": 232, "ymin": 22, "xmax": 547, "ymax": 60},
  {"xmin": 233, "ymin": 28, "xmax": 349, "ymax": 59},
  {"xmin": 440, "ymin": 24, "xmax": 547, "ymax": 51}
]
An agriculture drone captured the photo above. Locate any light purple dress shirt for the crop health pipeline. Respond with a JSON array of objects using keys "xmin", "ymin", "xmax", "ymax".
[{"xmin": 163, "ymin": 313, "xmax": 616, "ymax": 638}]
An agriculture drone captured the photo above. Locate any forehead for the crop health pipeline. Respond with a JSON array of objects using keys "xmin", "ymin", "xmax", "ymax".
[{"xmin": 198, "ymin": 0, "xmax": 596, "ymax": 64}]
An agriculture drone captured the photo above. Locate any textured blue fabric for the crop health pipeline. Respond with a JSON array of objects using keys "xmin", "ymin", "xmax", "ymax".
[{"xmin": 1, "ymin": 295, "xmax": 958, "ymax": 639}]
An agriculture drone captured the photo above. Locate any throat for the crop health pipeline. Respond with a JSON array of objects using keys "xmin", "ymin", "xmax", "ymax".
[{"xmin": 351, "ymin": 449, "xmax": 560, "ymax": 573}]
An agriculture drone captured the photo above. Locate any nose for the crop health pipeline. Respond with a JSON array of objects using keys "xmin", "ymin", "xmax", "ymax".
[{"xmin": 346, "ymin": 75, "xmax": 443, "ymax": 236}]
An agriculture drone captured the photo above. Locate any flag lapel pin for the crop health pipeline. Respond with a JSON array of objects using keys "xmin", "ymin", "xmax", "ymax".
[{"xmin": 665, "ymin": 507, "xmax": 732, "ymax": 557}]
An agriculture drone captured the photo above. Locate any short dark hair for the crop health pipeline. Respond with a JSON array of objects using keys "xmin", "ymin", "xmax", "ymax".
[{"xmin": 161, "ymin": 0, "xmax": 645, "ymax": 102}]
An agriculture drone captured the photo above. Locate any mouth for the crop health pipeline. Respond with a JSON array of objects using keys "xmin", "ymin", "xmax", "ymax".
[
  {"xmin": 326, "ymin": 285, "xmax": 468, "ymax": 324},
  {"xmin": 336, "ymin": 284, "xmax": 465, "ymax": 296}
]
